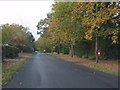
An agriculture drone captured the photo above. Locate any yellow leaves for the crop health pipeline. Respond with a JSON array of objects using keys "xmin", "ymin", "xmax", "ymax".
[
  {"xmin": 12, "ymin": 31, "xmax": 27, "ymax": 46},
  {"xmin": 2, "ymin": 24, "xmax": 28, "ymax": 45},
  {"xmin": 84, "ymin": 29, "xmax": 93, "ymax": 40},
  {"xmin": 79, "ymin": 2, "xmax": 119, "ymax": 43},
  {"xmin": 48, "ymin": 17, "xmax": 60, "ymax": 32},
  {"xmin": 112, "ymin": 35, "xmax": 118, "ymax": 44},
  {"xmin": 111, "ymin": 30, "xmax": 118, "ymax": 44},
  {"xmin": 48, "ymin": 2, "xmax": 119, "ymax": 46}
]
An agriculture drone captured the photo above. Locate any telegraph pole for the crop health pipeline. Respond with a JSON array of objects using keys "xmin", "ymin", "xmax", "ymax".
[
  {"xmin": 93, "ymin": 3, "xmax": 98, "ymax": 63},
  {"xmin": 95, "ymin": 30, "xmax": 98, "ymax": 63}
]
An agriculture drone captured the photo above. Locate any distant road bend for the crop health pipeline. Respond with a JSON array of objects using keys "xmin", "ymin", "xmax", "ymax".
[{"xmin": 4, "ymin": 52, "xmax": 118, "ymax": 88}]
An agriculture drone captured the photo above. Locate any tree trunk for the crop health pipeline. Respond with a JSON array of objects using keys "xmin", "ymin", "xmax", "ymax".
[
  {"xmin": 58, "ymin": 44, "xmax": 60, "ymax": 54},
  {"xmin": 95, "ymin": 31, "xmax": 98, "ymax": 63},
  {"xmin": 69, "ymin": 44, "xmax": 74, "ymax": 57},
  {"xmin": 56, "ymin": 45, "xmax": 60, "ymax": 54}
]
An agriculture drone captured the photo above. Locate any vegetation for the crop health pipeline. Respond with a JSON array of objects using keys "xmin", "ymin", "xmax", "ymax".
[
  {"xmin": 1, "ymin": 23, "xmax": 35, "ymax": 85},
  {"xmin": 2, "ymin": 45, "xmax": 19, "ymax": 59},
  {"xmin": 91, "ymin": 65, "xmax": 116, "ymax": 76},
  {"xmin": 36, "ymin": 2, "xmax": 119, "ymax": 60},
  {"xmin": 2, "ymin": 61, "xmax": 25, "ymax": 85},
  {"xmin": 1, "ymin": 23, "xmax": 35, "ymax": 61},
  {"xmin": 2, "ymin": 53, "xmax": 33, "ymax": 85}
]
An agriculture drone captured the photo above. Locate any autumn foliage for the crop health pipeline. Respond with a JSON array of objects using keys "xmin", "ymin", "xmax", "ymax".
[{"xmin": 36, "ymin": 2, "xmax": 119, "ymax": 60}]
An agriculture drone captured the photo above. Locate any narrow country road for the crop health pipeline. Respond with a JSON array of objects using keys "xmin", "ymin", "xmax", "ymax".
[{"xmin": 3, "ymin": 52, "xmax": 118, "ymax": 88}]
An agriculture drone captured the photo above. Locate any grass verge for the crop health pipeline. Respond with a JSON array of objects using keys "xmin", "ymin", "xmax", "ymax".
[
  {"xmin": 2, "ymin": 60, "xmax": 26, "ymax": 85},
  {"xmin": 2, "ymin": 53, "xmax": 34, "ymax": 86},
  {"xmin": 91, "ymin": 65, "xmax": 118, "ymax": 76}
]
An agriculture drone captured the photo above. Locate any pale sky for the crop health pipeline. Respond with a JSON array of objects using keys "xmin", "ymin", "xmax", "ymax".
[{"xmin": 0, "ymin": 1, "xmax": 54, "ymax": 40}]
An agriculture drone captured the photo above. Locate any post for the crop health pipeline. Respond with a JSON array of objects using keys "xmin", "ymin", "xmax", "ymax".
[{"xmin": 95, "ymin": 30, "xmax": 98, "ymax": 63}]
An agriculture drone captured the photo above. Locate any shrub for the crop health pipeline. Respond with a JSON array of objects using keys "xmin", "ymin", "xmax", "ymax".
[
  {"xmin": 2, "ymin": 45, "xmax": 19, "ymax": 59},
  {"xmin": 88, "ymin": 56, "xmax": 96, "ymax": 60},
  {"xmin": 62, "ymin": 46, "xmax": 69, "ymax": 54},
  {"xmin": 22, "ymin": 46, "xmax": 34, "ymax": 53},
  {"xmin": 81, "ymin": 55, "xmax": 88, "ymax": 58},
  {"xmin": 16, "ymin": 45, "xmax": 34, "ymax": 53}
]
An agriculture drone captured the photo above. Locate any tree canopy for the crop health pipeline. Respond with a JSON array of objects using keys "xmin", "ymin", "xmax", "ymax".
[
  {"xmin": 1, "ymin": 23, "xmax": 35, "ymax": 46},
  {"xmin": 36, "ymin": 2, "xmax": 119, "ymax": 59}
]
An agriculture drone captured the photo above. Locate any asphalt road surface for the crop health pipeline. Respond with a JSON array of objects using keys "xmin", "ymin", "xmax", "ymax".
[{"xmin": 4, "ymin": 52, "xmax": 118, "ymax": 88}]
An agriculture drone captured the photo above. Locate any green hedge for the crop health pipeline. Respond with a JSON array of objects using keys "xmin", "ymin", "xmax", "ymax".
[
  {"xmin": 16, "ymin": 45, "xmax": 34, "ymax": 53},
  {"xmin": 22, "ymin": 46, "xmax": 34, "ymax": 53},
  {"xmin": 2, "ymin": 45, "xmax": 19, "ymax": 59}
]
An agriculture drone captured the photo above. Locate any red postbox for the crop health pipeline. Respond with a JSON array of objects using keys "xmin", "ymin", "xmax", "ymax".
[{"xmin": 97, "ymin": 49, "xmax": 101, "ymax": 57}]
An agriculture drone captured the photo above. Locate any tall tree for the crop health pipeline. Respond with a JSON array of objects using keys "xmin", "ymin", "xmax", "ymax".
[
  {"xmin": 72, "ymin": 2, "xmax": 119, "ymax": 62},
  {"xmin": 50, "ymin": 2, "xmax": 85, "ymax": 56},
  {"xmin": 72, "ymin": 2, "xmax": 119, "ymax": 43},
  {"xmin": 1, "ymin": 23, "xmax": 35, "ymax": 47}
]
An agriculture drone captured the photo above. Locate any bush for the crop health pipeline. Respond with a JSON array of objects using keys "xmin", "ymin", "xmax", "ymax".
[
  {"xmin": 81, "ymin": 55, "xmax": 88, "ymax": 58},
  {"xmin": 2, "ymin": 45, "xmax": 19, "ymax": 59},
  {"xmin": 88, "ymin": 56, "xmax": 96, "ymax": 60},
  {"xmin": 62, "ymin": 46, "xmax": 69, "ymax": 54},
  {"xmin": 74, "ymin": 40, "xmax": 91, "ymax": 58},
  {"xmin": 22, "ymin": 46, "xmax": 34, "ymax": 53},
  {"xmin": 16, "ymin": 45, "xmax": 34, "ymax": 53}
]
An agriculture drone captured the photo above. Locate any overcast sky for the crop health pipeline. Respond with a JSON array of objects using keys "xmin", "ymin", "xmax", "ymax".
[{"xmin": 0, "ymin": 1, "xmax": 54, "ymax": 40}]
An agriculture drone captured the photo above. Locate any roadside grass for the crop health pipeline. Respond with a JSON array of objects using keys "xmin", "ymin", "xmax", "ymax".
[
  {"xmin": 2, "ymin": 53, "xmax": 34, "ymax": 86},
  {"xmin": 2, "ymin": 61, "xmax": 25, "ymax": 85},
  {"xmin": 91, "ymin": 65, "xmax": 118, "ymax": 76}
]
